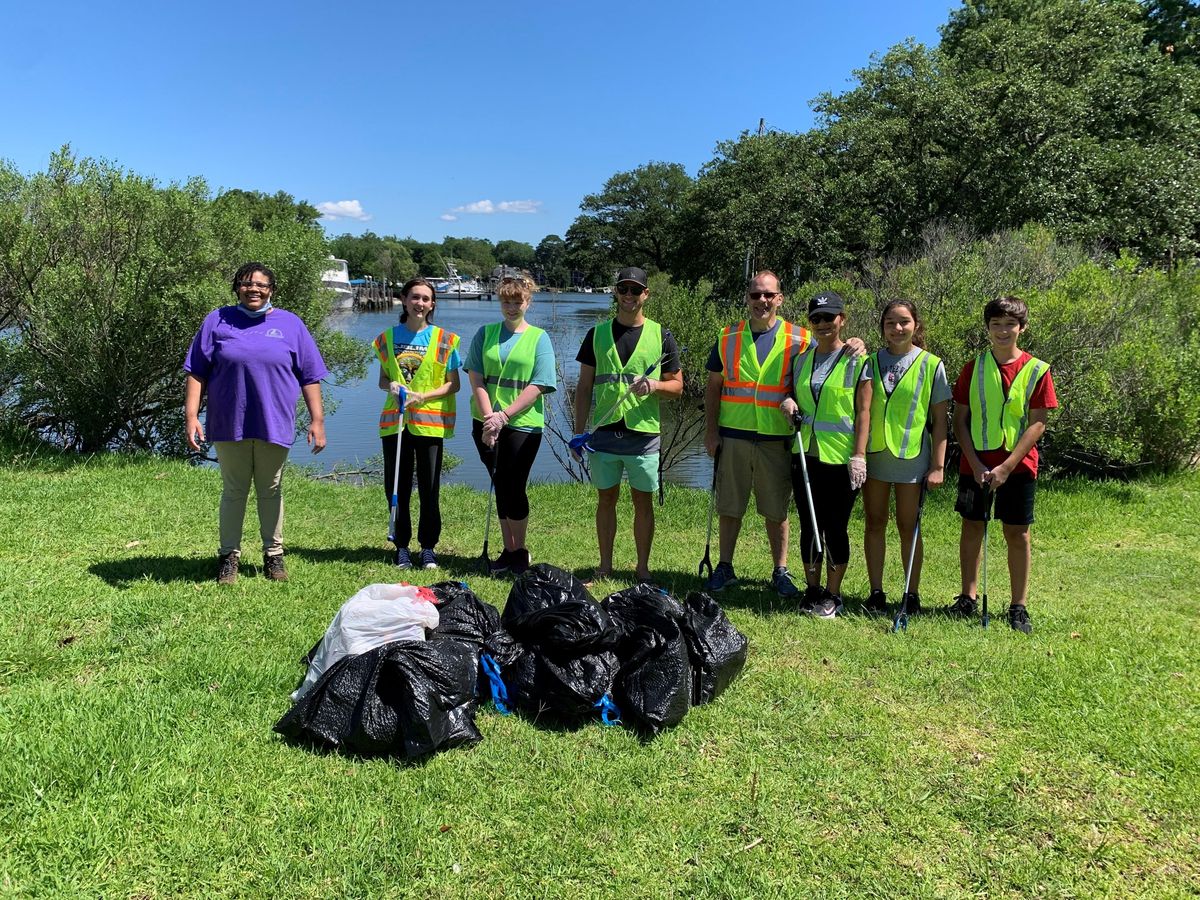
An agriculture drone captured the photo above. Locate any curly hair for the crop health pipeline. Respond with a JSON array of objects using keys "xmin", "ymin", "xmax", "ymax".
[{"xmin": 879, "ymin": 298, "xmax": 927, "ymax": 349}]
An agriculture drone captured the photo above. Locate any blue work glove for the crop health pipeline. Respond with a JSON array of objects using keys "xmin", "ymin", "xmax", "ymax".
[{"xmin": 568, "ymin": 432, "xmax": 591, "ymax": 461}]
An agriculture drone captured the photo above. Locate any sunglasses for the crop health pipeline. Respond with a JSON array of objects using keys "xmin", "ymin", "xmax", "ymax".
[
  {"xmin": 808, "ymin": 313, "xmax": 838, "ymax": 324},
  {"xmin": 748, "ymin": 291, "xmax": 780, "ymax": 301},
  {"xmin": 615, "ymin": 284, "xmax": 645, "ymax": 296}
]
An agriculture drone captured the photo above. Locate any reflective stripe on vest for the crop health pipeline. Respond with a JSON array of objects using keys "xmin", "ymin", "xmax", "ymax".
[
  {"xmin": 592, "ymin": 319, "xmax": 662, "ymax": 433},
  {"xmin": 470, "ymin": 322, "xmax": 546, "ymax": 429},
  {"xmin": 795, "ymin": 347, "xmax": 865, "ymax": 464},
  {"xmin": 867, "ymin": 350, "xmax": 938, "ymax": 459},
  {"xmin": 717, "ymin": 320, "xmax": 810, "ymax": 435},
  {"xmin": 968, "ymin": 352, "xmax": 1048, "ymax": 452},
  {"xmin": 374, "ymin": 325, "xmax": 459, "ymax": 438}
]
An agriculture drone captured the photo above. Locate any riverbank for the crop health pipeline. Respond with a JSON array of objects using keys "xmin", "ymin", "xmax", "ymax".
[{"xmin": 2, "ymin": 444, "xmax": 1198, "ymax": 896}]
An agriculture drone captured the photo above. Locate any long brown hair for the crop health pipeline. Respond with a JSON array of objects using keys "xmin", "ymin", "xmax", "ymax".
[
  {"xmin": 399, "ymin": 277, "xmax": 437, "ymax": 324},
  {"xmin": 879, "ymin": 298, "xmax": 926, "ymax": 349}
]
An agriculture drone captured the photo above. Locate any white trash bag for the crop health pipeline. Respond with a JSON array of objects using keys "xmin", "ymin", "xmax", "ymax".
[{"xmin": 292, "ymin": 583, "xmax": 440, "ymax": 700}]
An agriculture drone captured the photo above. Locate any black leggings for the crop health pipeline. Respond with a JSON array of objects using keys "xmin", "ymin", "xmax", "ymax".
[
  {"xmin": 472, "ymin": 420, "xmax": 542, "ymax": 520},
  {"xmin": 382, "ymin": 432, "xmax": 444, "ymax": 549},
  {"xmin": 793, "ymin": 455, "xmax": 859, "ymax": 567}
]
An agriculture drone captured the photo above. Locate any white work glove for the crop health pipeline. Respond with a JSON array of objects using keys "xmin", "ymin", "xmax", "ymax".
[
  {"xmin": 780, "ymin": 397, "xmax": 798, "ymax": 420},
  {"xmin": 388, "ymin": 381, "xmax": 404, "ymax": 397},
  {"xmin": 848, "ymin": 455, "xmax": 867, "ymax": 491}
]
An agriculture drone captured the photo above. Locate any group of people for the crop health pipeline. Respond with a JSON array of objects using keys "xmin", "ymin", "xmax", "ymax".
[{"xmin": 183, "ymin": 263, "xmax": 1056, "ymax": 634}]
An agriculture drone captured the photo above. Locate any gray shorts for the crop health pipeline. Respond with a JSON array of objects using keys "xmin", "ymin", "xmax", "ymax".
[{"xmin": 866, "ymin": 433, "xmax": 932, "ymax": 484}]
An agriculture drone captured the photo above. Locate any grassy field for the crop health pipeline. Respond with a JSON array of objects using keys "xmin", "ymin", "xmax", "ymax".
[{"xmin": 1, "ymin": 442, "xmax": 1197, "ymax": 898}]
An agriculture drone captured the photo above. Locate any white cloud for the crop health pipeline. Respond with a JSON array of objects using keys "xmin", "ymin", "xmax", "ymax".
[
  {"xmin": 440, "ymin": 213, "xmax": 458, "ymax": 221},
  {"xmin": 317, "ymin": 199, "xmax": 372, "ymax": 222},
  {"xmin": 445, "ymin": 198, "xmax": 543, "ymax": 217}
]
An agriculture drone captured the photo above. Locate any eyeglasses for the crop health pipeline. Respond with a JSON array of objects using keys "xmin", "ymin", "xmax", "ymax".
[
  {"xmin": 615, "ymin": 284, "xmax": 645, "ymax": 296},
  {"xmin": 809, "ymin": 313, "xmax": 838, "ymax": 324},
  {"xmin": 748, "ymin": 291, "xmax": 780, "ymax": 301},
  {"xmin": 237, "ymin": 280, "xmax": 273, "ymax": 290}
]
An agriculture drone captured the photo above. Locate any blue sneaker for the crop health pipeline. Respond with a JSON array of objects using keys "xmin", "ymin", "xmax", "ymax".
[
  {"xmin": 395, "ymin": 547, "xmax": 412, "ymax": 569},
  {"xmin": 706, "ymin": 561, "xmax": 738, "ymax": 592},
  {"xmin": 418, "ymin": 548, "xmax": 438, "ymax": 570},
  {"xmin": 771, "ymin": 566, "xmax": 801, "ymax": 599}
]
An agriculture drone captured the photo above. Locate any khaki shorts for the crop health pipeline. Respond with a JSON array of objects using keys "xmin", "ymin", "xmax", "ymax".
[{"xmin": 716, "ymin": 437, "xmax": 793, "ymax": 522}]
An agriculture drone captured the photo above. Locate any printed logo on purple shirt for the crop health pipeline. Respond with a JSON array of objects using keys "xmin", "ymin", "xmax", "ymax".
[{"xmin": 266, "ymin": 328, "xmax": 284, "ymax": 339}]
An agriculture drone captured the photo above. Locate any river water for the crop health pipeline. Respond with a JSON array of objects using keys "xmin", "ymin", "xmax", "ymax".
[{"xmin": 288, "ymin": 292, "xmax": 711, "ymax": 490}]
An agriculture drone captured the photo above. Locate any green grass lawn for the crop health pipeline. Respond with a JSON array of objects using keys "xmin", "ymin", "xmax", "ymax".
[{"xmin": 1, "ymin": 443, "xmax": 1197, "ymax": 898}]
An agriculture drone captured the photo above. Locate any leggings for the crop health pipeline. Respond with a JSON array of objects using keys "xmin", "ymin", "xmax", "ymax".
[
  {"xmin": 793, "ymin": 455, "xmax": 859, "ymax": 567},
  {"xmin": 382, "ymin": 432, "xmax": 444, "ymax": 549},
  {"xmin": 471, "ymin": 420, "xmax": 542, "ymax": 520}
]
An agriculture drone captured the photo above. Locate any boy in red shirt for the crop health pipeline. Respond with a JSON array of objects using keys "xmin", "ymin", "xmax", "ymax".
[{"xmin": 948, "ymin": 296, "xmax": 1057, "ymax": 633}]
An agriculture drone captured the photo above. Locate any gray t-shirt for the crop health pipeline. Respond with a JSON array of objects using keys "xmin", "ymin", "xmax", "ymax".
[
  {"xmin": 791, "ymin": 348, "xmax": 872, "ymax": 458},
  {"xmin": 866, "ymin": 348, "xmax": 952, "ymax": 483}
]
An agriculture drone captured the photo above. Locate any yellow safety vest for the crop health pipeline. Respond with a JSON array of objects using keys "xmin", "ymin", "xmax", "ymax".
[
  {"xmin": 592, "ymin": 319, "xmax": 662, "ymax": 433},
  {"xmin": 470, "ymin": 323, "xmax": 546, "ymax": 429},
  {"xmin": 374, "ymin": 325, "xmax": 459, "ymax": 438},
  {"xmin": 717, "ymin": 320, "xmax": 810, "ymax": 436},
  {"xmin": 867, "ymin": 349, "xmax": 940, "ymax": 459},
  {"xmin": 968, "ymin": 352, "xmax": 1049, "ymax": 452},
  {"xmin": 795, "ymin": 347, "xmax": 867, "ymax": 464}
]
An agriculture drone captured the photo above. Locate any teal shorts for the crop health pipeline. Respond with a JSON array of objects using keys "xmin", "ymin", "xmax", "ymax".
[{"xmin": 590, "ymin": 450, "xmax": 660, "ymax": 493}]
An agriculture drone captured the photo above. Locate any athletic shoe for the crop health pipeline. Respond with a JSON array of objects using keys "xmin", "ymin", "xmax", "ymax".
[
  {"xmin": 216, "ymin": 552, "xmax": 239, "ymax": 585},
  {"xmin": 801, "ymin": 584, "xmax": 826, "ymax": 612},
  {"xmin": 771, "ymin": 566, "xmax": 801, "ymax": 599},
  {"xmin": 899, "ymin": 591, "xmax": 922, "ymax": 614},
  {"xmin": 946, "ymin": 594, "xmax": 977, "ymax": 618},
  {"xmin": 395, "ymin": 547, "xmax": 413, "ymax": 569},
  {"xmin": 705, "ymin": 561, "xmax": 738, "ymax": 593},
  {"xmin": 1008, "ymin": 604, "xmax": 1033, "ymax": 634},
  {"xmin": 263, "ymin": 553, "xmax": 288, "ymax": 582},
  {"xmin": 418, "ymin": 548, "xmax": 438, "ymax": 570},
  {"xmin": 487, "ymin": 549, "xmax": 512, "ymax": 576},
  {"xmin": 509, "ymin": 548, "xmax": 531, "ymax": 576},
  {"xmin": 807, "ymin": 593, "xmax": 843, "ymax": 619},
  {"xmin": 865, "ymin": 589, "xmax": 889, "ymax": 612}
]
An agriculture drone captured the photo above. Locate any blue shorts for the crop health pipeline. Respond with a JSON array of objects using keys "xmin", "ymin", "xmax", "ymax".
[{"xmin": 589, "ymin": 450, "xmax": 660, "ymax": 493}]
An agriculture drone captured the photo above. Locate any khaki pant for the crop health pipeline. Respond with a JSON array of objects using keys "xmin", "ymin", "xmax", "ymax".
[{"xmin": 215, "ymin": 440, "xmax": 290, "ymax": 557}]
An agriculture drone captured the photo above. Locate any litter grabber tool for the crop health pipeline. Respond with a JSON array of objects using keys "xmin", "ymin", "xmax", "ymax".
[
  {"xmin": 386, "ymin": 385, "xmax": 408, "ymax": 545},
  {"xmin": 569, "ymin": 348, "xmax": 684, "ymax": 458},
  {"xmin": 892, "ymin": 477, "xmax": 929, "ymax": 633},
  {"xmin": 792, "ymin": 414, "xmax": 824, "ymax": 577},
  {"xmin": 479, "ymin": 402, "xmax": 501, "ymax": 576},
  {"xmin": 980, "ymin": 482, "xmax": 994, "ymax": 629},
  {"xmin": 697, "ymin": 446, "xmax": 721, "ymax": 581}
]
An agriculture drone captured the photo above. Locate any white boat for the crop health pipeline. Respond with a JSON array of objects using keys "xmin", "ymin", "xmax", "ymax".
[
  {"xmin": 435, "ymin": 262, "xmax": 487, "ymax": 300},
  {"xmin": 321, "ymin": 257, "xmax": 354, "ymax": 310}
]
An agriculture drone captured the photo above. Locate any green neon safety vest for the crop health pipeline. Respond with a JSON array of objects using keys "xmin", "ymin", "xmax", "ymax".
[
  {"xmin": 592, "ymin": 319, "xmax": 662, "ymax": 433},
  {"xmin": 968, "ymin": 351, "xmax": 1049, "ymax": 452},
  {"xmin": 795, "ymin": 347, "xmax": 867, "ymax": 464},
  {"xmin": 717, "ymin": 320, "xmax": 810, "ymax": 435},
  {"xmin": 374, "ymin": 325, "xmax": 459, "ymax": 439},
  {"xmin": 867, "ymin": 349, "xmax": 939, "ymax": 459},
  {"xmin": 470, "ymin": 322, "xmax": 546, "ymax": 429}
]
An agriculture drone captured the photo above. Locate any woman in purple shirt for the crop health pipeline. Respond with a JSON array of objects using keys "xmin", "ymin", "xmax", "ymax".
[{"xmin": 184, "ymin": 262, "xmax": 329, "ymax": 585}]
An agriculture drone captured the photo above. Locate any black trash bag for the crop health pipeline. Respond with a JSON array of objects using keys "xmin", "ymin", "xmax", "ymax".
[
  {"xmin": 376, "ymin": 640, "xmax": 482, "ymax": 758},
  {"xmin": 613, "ymin": 619, "xmax": 692, "ymax": 737},
  {"xmin": 680, "ymin": 591, "xmax": 749, "ymax": 705},
  {"xmin": 502, "ymin": 564, "xmax": 614, "ymax": 655},
  {"xmin": 275, "ymin": 646, "xmax": 386, "ymax": 749},
  {"xmin": 485, "ymin": 629, "xmax": 618, "ymax": 721},
  {"xmin": 428, "ymin": 581, "xmax": 501, "ymax": 648},
  {"xmin": 602, "ymin": 584, "xmax": 686, "ymax": 645}
]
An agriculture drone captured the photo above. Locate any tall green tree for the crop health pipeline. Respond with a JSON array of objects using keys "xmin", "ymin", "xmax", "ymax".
[
  {"xmin": 576, "ymin": 161, "xmax": 692, "ymax": 272},
  {"xmin": 534, "ymin": 234, "xmax": 570, "ymax": 288},
  {"xmin": 494, "ymin": 239, "xmax": 536, "ymax": 270},
  {"xmin": 213, "ymin": 189, "xmax": 320, "ymax": 231}
]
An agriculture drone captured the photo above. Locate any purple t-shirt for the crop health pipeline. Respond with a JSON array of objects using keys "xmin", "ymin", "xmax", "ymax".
[{"xmin": 184, "ymin": 306, "xmax": 329, "ymax": 447}]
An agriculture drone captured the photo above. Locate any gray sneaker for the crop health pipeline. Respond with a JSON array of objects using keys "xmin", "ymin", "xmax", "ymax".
[
  {"xmin": 807, "ymin": 593, "xmax": 843, "ymax": 619},
  {"xmin": 418, "ymin": 548, "xmax": 438, "ymax": 570},
  {"xmin": 771, "ymin": 566, "xmax": 801, "ymax": 598},
  {"xmin": 706, "ymin": 561, "xmax": 738, "ymax": 592},
  {"xmin": 395, "ymin": 547, "xmax": 413, "ymax": 569}
]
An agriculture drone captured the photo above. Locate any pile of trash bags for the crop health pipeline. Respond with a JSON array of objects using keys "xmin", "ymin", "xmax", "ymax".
[{"xmin": 275, "ymin": 565, "xmax": 747, "ymax": 759}]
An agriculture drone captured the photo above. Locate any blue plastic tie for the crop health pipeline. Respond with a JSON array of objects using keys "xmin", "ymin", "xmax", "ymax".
[
  {"xmin": 594, "ymin": 693, "xmax": 622, "ymax": 727},
  {"xmin": 479, "ymin": 653, "xmax": 510, "ymax": 715}
]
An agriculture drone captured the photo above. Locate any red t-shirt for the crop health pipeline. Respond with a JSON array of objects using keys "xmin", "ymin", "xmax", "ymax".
[{"xmin": 952, "ymin": 351, "xmax": 1058, "ymax": 478}]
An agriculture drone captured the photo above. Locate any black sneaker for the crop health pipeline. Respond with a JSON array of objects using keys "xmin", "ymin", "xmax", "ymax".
[
  {"xmin": 509, "ymin": 548, "xmax": 531, "ymax": 576},
  {"xmin": 865, "ymin": 589, "xmax": 889, "ymax": 612},
  {"xmin": 395, "ymin": 547, "xmax": 413, "ymax": 569},
  {"xmin": 807, "ymin": 592, "xmax": 843, "ymax": 619},
  {"xmin": 705, "ymin": 561, "xmax": 738, "ymax": 592},
  {"xmin": 216, "ymin": 552, "xmax": 239, "ymax": 585},
  {"xmin": 899, "ymin": 591, "xmax": 922, "ymax": 614},
  {"xmin": 487, "ymin": 549, "xmax": 513, "ymax": 576},
  {"xmin": 263, "ymin": 553, "xmax": 288, "ymax": 582},
  {"xmin": 947, "ymin": 594, "xmax": 977, "ymax": 618},
  {"xmin": 801, "ymin": 583, "xmax": 826, "ymax": 612},
  {"xmin": 1008, "ymin": 604, "xmax": 1032, "ymax": 634}
]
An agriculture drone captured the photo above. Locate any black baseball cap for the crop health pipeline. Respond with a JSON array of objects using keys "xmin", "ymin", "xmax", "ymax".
[
  {"xmin": 808, "ymin": 290, "xmax": 845, "ymax": 316},
  {"xmin": 615, "ymin": 267, "xmax": 648, "ymax": 288}
]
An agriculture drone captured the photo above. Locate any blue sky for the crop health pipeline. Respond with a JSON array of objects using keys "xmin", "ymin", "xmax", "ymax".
[{"xmin": 2, "ymin": 0, "xmax": 954, "ymax": 246}]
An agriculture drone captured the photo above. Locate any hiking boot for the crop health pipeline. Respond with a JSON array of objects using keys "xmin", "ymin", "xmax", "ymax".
[
  {"xmin": 263, "ymin": 553, "xmax": 288, "ymax": 582},
  {"xmin": 395, "ymin": 547, "xmax": 413, "ymax": 569},
  {"xmin": 418, "ymin": 548, "xmax": 438, "ymax": 570},
  {"xmin": 771, "ymin": 566, "xmax": 801, "ymax": 599},
  {"xmin": 1008, "ymin": 604, "xmax": 1033, "ymax": 634},
  {"xmin": 509, "ymin": 548, "xmax": 531, "ymax": 576},
  {"xmin": 216, "ymin": 552, "xmax": 239, "ymax": 585},
  {"xmin": 705, "ymin": 561, "xmax": 738, "ymax": 592},
  {"xmin": 865, "ymin": 589, "xmax": 889, "ymax": 612},
  {"xmin": 899, "ymin": 592, "xmax": 922, "ymax": 614},
  {"xmin": 807, "ymin": 592, "xmax": 843, "ymax": 619},
  {"xmin": 488, "ymin": 549, "xmax": 513, "ymax": 576},
  {"xmin": 947, "ymin": 594, "xmax": 977, "ymax": 618}
]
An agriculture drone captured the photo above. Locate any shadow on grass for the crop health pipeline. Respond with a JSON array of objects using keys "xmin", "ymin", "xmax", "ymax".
[{"xmin": 90, "ymin": 554, "xmax": 214, "ymax": 586}]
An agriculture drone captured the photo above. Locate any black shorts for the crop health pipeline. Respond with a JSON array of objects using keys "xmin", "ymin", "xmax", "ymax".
[{"xmin": 955, "ymin": 472, "xmax": 1036, "ymax": 526}]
